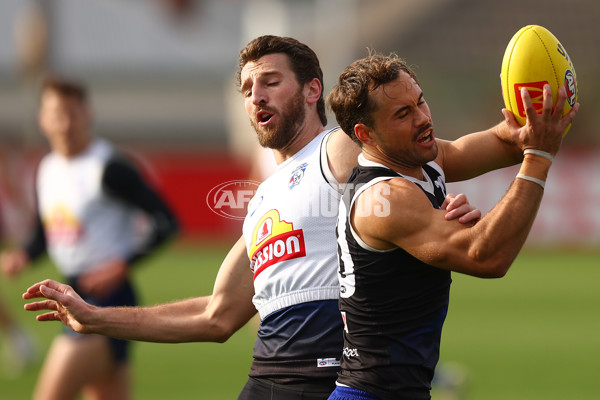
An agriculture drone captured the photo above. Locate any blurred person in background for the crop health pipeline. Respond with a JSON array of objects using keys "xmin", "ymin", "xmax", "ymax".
[
  {"xmin": 23, "ymin": 37, "xmax": 483, "ymax": 400},
  {"xmin": 326, "ymin": 53, "xmax": 579, "ymax": 400},
  {"xmin": 1, "ymin": 76, "xmax": 179, "ymax": 400},
  {"xmin": 0, "ymin": 140, "xmax": 39, "ymax": 378}
]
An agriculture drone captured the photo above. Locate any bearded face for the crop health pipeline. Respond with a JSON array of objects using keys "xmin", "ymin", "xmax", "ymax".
[{"xmin": 251, "ymin": 85, "xmax": 306, "ymax": 150}]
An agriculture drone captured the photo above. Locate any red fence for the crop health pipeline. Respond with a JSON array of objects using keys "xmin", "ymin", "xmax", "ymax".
[{"xmin": 135, "ymin": 149, "xmax": 251, "ymax": 240}]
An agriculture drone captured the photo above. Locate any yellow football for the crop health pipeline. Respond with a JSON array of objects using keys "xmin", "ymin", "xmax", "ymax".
[{"xmin": 500, "ymin": 25, "xmax": 577, "ymax": 135}]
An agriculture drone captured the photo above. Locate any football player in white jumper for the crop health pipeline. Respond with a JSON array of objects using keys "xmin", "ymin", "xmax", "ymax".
[{"xmin": 22, "ymin": 37, "xmax": 500, "ymax": 400}]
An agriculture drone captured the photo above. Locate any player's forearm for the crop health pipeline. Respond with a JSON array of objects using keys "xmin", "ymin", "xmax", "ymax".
[
  {"xmin": 86, "ymin": 297, "xmax": 225, "ymax": 343},
  {"xmin": 441, "ymin": 124, "xmax": 523, "ymax": 182},
  {"xmin": 461, "ymin": 154, "xmax": 550, "ymax": 276},
  {"xmin": 84, "ymin": 236, "xmax": 256, "ymax": 343}
]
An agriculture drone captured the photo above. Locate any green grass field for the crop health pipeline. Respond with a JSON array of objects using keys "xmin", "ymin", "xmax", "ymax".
[{"xmin": 1, "ymin": 241, "xmax": 598, "ymax": 399}]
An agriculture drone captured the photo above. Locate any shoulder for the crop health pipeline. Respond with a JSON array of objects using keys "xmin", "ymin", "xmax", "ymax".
[
  {"xmin": 367, "ymin": 177, "xmax": 428, "ymax": 208},
  {"xmin": 325, "ymin": 127, "xmax": 361, "ymax": 184},
  {"xmin": 353, "ymin": 177, "xmax": 436, "ymax": 244},
  {"xmin": 102, "ymin": 153, "xmax": 145, "ymax": 191},
  {"xmin": 38, "ymin": 151, "xmax": 56, "ymax": 170},
  {"xmin": 354, "ymin": 176, "xmax": 426, "ymax": 218}
]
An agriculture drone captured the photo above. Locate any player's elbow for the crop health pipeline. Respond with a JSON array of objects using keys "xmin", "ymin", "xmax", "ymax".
[
  {"xmin": 202, "ymin": 311, "xmax": 242, "ymax": 343},
  {"xmin": 210, "ymin": 323, "xmax": 236, "ymax": 343},
  {"xmin": 482, "ymin": 266, "xmax": 509, "ymax": 279},
  {"xmin": 467, "ymin": 247, "xmax": 512, "ymax": 278},
  {"xmin": 186, "ymin": 319, "xmax": 234, "ymax": 343}
]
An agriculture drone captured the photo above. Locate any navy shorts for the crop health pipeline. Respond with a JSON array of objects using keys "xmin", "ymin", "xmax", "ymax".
[
  {"xmin": 238, "ymin": 377, "xmax": 336, "ymax": 400},
  {"xmin": 66, "ymin": 277, "xmax": 137, "ymax": 364}
]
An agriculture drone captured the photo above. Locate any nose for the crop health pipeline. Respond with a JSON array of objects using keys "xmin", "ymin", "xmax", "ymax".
[
  {"xmin": 250, "ymin": 84, "xmax": 267, "ymax": 106},
  {"xmin": 55, "ymin": 114, "xmax": 73, "ymax": 133},
  {"xmin": 414, "ymin": 106, "xmax": 430, "ymax": 127}
]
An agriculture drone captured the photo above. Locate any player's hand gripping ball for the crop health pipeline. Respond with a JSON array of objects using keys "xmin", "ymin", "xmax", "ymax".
[{"xmin": 500, "ymin": 25, "xmax": 578, "ymax": 135}]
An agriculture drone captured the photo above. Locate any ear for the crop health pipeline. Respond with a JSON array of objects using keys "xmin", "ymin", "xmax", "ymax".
[
  {"xmin": 354, "ymin": 123, "xmax": 376, "ymax": 146},
  {"xmin": 304, "ymin": 78, "xmax": 322, "ymax": 105}
]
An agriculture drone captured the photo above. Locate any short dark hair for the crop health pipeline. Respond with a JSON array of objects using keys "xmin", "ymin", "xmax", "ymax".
[
  {"xmin": 237, "ymin": 35, "xmax": 327, "ymax": 126},
  {"xmin": 40, "ymin": 75, "xmax": 88, "ymax": 103},
  {"xmin": 327, "ymin": 53, "xmax": 419, "ymax": 144}
]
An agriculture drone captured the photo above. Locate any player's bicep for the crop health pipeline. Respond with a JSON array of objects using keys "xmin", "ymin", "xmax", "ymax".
[
  {"xmin": 352, "ymin": 180, "xmax": 435, "ymax": 250},
  {"xmin": 354, "ymin": 180, "xmax": 473, "ymax": 272},
  {"xmin": 208, "ymin": 236, "xmax": 256, "ymax": 332}
]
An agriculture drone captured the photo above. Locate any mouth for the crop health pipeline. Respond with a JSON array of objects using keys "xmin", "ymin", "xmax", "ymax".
[
  {"xmin": 256, "ymin": 110, "xmax": 274, "ymax": 125},
  {"xmin": 417, "ymin": 129, "xmax": 434, "ymax": 144}
]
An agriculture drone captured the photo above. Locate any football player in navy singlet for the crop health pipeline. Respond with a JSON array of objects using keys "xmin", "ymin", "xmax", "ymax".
[{"xmin": 326, "ymin": 53, "xmax": 578, "ymax": 400}]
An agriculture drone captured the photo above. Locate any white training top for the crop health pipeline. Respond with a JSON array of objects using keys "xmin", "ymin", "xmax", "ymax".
[
  {"xmin": 36, "ymin": 139, "xmax": 137, "ymax": 277},
  {"xmin": 243, "ymin": 129, "xmax": 342, "ymax": 320}
]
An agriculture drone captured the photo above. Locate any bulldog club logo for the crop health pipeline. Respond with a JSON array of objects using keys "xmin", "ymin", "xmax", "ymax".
[
  {"xmin": 289, "ymin": 162, "xmax": 308, "ymax": 189},
  {"xmin": 249, "ymin": 209, "xmax": 306, "ymax": 280}
]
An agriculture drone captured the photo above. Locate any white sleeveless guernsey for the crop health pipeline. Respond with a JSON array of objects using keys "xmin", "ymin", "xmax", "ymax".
[
  {"xmin": 36, "ymin": 139, "xmax": 137, "ymax": 277},
  {"xmin": 243, "ymin": 129, "xmax": 342, "ymax": 320}
]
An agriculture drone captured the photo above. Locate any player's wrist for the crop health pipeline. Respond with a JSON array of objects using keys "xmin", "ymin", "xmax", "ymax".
[
  {"xmin": 85, "ymin": 303, "xmax": 106, "ymax": 334},
  {"xmin": 516, "ymin": 174, "xmax": 546, "ymax": 189},
  {"xmin": 517, "ymin": 154, "xmax": 552, "ymax": 188},
  {"xmin": 523, "ymin": 148, "xmax": 554, "ymax": 162}
]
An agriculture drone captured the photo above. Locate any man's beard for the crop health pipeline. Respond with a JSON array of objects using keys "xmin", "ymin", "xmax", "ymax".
[{"xmin": 251, "ymin": 88, "xmax": 306, "ymax": 150}]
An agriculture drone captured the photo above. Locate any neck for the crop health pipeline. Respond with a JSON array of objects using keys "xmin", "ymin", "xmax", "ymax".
[
  {"xmin": 272, "ymin": 120, "xmax": 324, "ymax": 165},
  {"xmin": 362, "ymin": 148, "xmax": 424, "ymax": 180},
  {"xmin": 56, "ymin": 136, "xmax": 93, "ymax": 158}
]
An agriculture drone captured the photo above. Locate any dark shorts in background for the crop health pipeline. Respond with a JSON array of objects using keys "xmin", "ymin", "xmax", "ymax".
[{"xmin": 65, "ymin": 277, "xmax": 137, "ymax": 363}]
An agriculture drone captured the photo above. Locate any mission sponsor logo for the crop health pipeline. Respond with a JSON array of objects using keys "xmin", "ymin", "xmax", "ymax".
[{"xmin": 249, "ymin": 210, "xmax": 306, "ymax": 280}]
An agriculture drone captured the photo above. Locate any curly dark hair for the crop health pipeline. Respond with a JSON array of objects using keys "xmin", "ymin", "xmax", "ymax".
[
  {"xmin": 237, "ymin": 35, "xmax": 327, "ymax": 126},
  {"xmin": 327, "ymin": 53, "xmax": 419, "ymax": 145}
]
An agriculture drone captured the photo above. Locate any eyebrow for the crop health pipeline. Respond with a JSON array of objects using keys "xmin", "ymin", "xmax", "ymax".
[
  {"xmin": 391, "ymin": 91, "xmax": 424, "ymax": 118},
  {"xmin": 240, "ymin": 71, "xmax": 282, "ymax": 93}
]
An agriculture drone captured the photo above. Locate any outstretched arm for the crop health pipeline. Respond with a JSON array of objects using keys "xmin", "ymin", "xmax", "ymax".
[
  {"xmin": 436, "ymin": 104, "xmax": 529, "ymax": 182},
  {"xmin": 23, "ymin": 235, "xmax": 256, "ymax": 343},
  {"xmin": 355, "ymin": 85, "xmax": 578, "ymax": 278}
]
